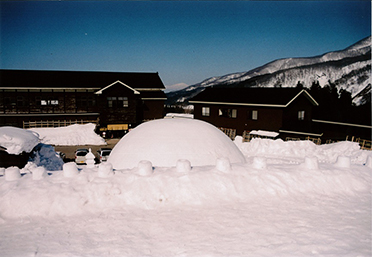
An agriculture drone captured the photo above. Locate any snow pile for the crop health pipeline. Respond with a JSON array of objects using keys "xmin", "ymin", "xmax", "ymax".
[
  {"xmin": 109, "ymin": 119, "xmax": 245, "ymax": 169},
  {"xmin": 164, "ymin": 113, "xmax": 194, "ymax": 119},
  {"xmin": 0, "ymin": 139, "xmax": 370, "ymax": 217},
  {"xmin": 0, "ymin": 135, "xmax": 371, "ymax": 256},
  {"xmin": 0, "ymin": 126, "xmax": 39, "ymax": 154},
  {"xmin": 236, "ymin": 137, "xmax": 368, "ymax": 164},
  {"xmin": 29, "ymin": 123, "xmax": 105, "ymax": 146},
  {"xmin": 249, "ymin": 130, "xmax": 279, "ymax": 138}
]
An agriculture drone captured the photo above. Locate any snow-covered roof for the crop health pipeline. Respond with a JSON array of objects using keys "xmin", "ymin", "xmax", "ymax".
[
  {"xmin": 0, "ymin": 127, "xmax": 39, "ymax": 154},
  {"xmin": 164, "ymin": 113, "xmax": 194, "ymax": 119},
  {"xmin": 249, "ymin": 130, "xmax": 279, "ymax": 138}
]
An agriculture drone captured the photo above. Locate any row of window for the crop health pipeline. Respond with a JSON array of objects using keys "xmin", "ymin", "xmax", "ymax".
[
  {"xmin": 1, "ymin": 96, "xmax": 129, "ymax": 109},
  {"xmin": 2, "ymin": 96, "xmax": 59, "ymax": 107},
  {"xmin": 202, "ymin": 107, "xmax": 258, "ymax": 120},
  {"xmin": 107, "ymin": 97, "xmax": 129, "ymax": 108},
  {"xmin": 202, "ymin": 107, "xmax": 305, "ymax": 120}
]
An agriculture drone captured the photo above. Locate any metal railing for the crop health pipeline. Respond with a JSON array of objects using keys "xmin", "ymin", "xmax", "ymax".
[
  {"xmin": 23, "ymin": 119, "xmax": 98, "ymax": 129},
  {"xmin": 219, "ymin": 127, "xmax": 237, "ymax": 140}
]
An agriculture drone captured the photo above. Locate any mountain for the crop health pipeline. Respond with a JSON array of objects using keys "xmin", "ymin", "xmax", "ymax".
[{"xmin": 166, "ymin": 36, "xmax": 371, "ymax": 106}]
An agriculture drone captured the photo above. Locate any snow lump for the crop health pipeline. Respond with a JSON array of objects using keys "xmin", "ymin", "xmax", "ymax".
[
  {"xmin": 108, "ymin": 118, "xmax": 246, "ymax": 169},
  {"xmin": 0, "ymin": 126, "xmax": 39, "ymax": 155}
]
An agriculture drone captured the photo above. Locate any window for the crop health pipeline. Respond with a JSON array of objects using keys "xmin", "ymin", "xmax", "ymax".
[
  {"xmin": 4, "ymin": 97, "xmax": 16, "ymax": 106},
  {"xmin": 87, "ymin": 96, "xmax": 96, "ymax": 107},
  {"xmin": 77, "ymin": 96, "xmax": 96, "ymax": 107},
  {"xmin": 202, "ymin": 107, "xmax": 210, "ymax": 116},
  {"xmin": 17, "ymin": 96, "xmax": 25, "ymax": 107},
  {"xmin": 35, "ymin": 97, "xmax": 41, "ymax": 106},
  {"xmin": 118, "ymin": 97, "xmax": 129, "ymax": 107},
  {"xmin": 231, "ymin": 109, "xmax": 237, "ymax": 118},
  {"xmin": 252, "ymin": 110, "xmax": 258, "ymax": 120},
  {"xmin": 298, "ymin": 111, "xmax": 305, "ymax": 120},
  {"xmin": 219, "ymin": 108, "xmax": 237, "ymax": 118},
  {"xmin": 107, "ymin": 97, "xmax": 128, "ymax": 108},
  {"xmin": 107, "ymin": 97, "xmax": 116, "ymax": 108},
  {"xmin": 41, "ymin": 99, "xmax": 58, "ymax": 106}
]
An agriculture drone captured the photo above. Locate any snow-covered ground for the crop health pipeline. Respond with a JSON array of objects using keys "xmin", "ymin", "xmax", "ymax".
[{"xmin": 0, "ymin": 121, "xmax": 371, "ymax": 257}]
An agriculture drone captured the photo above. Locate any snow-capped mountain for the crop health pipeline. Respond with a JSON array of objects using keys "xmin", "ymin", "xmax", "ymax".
[{"xmin": 166, "ymin": 36, "xmax": 371, "ymax": 105}]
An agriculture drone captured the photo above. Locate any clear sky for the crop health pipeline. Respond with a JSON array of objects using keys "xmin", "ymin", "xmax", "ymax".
[{"xmin": 0, "ymin": 1, "xmax": 370, "ymax": 91}]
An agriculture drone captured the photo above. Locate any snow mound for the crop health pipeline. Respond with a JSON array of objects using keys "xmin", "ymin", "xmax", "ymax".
[
  {"xmin": 0, "ymin": 126, "xmax": 39, "ymax": 154},
  {"xmin": 236, "ymin": 138, "xmax": 368, "ymax": 164},
  {"xmin": 29, "ymin": 123, "xmax": 105, "ymax": 146},
  {"xmin": 108, "ymin": 119, "xmax": 246, "ymax": 169}
]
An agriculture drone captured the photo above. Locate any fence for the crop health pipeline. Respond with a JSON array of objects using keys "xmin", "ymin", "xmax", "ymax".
[
  {"xmin": 345, "ymin": 136, "xmax": 372, "ymax": 150},
  {"xmin": 240, "ymin": 130, "xmax": 371, "ymax": 150},
  {"xmin": 242, "ymin": 130, "xmax": 279, "ymax": 142},
  {"xmin": 219, "ymin": 127, "xmax": 237, "ymax": 140},
  {"xmin": 23, "ymin": 119, "xmax": 99, "ymax": 129}
]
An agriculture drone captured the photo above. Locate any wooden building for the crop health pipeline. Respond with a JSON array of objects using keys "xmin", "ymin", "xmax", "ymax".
[
  {"xmin": 190, "ymin": 87, "xmax": 321, "ymax": 139},
  {"xmin": 0, "ymin": 70, "xmax": 166, "ymax": 135}
]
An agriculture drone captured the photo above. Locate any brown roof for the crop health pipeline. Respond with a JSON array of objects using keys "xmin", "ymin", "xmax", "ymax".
[
  {"xmin": 0, "ymin": 69, "xmax": 165, "ymax": 90},
  {"xmin": 190, "ymin": 87, "xmax": 318, "ymax": 107}
]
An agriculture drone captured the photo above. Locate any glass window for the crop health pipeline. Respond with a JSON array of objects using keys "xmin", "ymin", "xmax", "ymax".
[
  {"xmin": 40, "ymin": 99, "xmax": 58, "ymax": 105},
  {"xmin": 252, "ymin": 110, "xmax": 258, "ymax": 120},
  {"xmin": 17, "ymin": 96, "xmax": 24, "ymax": 107},
  {"xmin": 202, "ymin": 107, "xmax": 210, "ymax": 116},
  {"xmin": 298, "ymin": 110, "xmax": 305, "ymax": 120},
  {"xmin": 231, "ymin": 109, "xmax": 237, "ymax": 118},
  {"xmin": 219, "ymin": 108, "xmax": 237, "ymax": 118},
  {"xmin": 49, "ymin": 100, "xmax": 58, "ymax": 105},
  {"xmin": 107, "ymin": 97, "xmax": 116, "ymax": 108},
  {"xmin": 118, "ymin": 97, "xmax": 129, "ymax": 107}
]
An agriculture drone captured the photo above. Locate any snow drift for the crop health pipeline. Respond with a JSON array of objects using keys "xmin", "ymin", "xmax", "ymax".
[
  {"xmin": 0, "ymin": 126, "xmax": 39, "ymax": 154},
  {"xmin": 0, "ymin": 138, "xmax": 370, "ymax": 217},
  {"xmin": 0, "ymin": 137, "xmax": 371, "ymax": 257},
  {"xmin": 29, "ymin": 123, "xmax": 105, "ymax": 146}
]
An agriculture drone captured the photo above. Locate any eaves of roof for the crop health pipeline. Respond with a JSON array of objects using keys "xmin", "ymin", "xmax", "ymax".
[
  {"xmin": 189, "ymin": 88, "xmax": 319, "ymax": 107},
  {"xmin": 0, "ymin": 69, "xmax": 166, "ymax": 89},
  {"xmin": 94, "ymin": 80, "xmax": 140, "ymax": 95}
]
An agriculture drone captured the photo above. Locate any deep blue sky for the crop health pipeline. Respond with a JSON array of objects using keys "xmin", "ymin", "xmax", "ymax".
[{"xmin": 0, "ymin": 1, "xmax": 370, "ymax": 90}]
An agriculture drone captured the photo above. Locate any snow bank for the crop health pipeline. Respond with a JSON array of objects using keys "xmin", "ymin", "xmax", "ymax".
[
  {"xmin": 0, "ymin": 137, "xmax": 371, "ymax": 256},
  {"xmin": 0, "ymin": 126, "xmax": 39, "ymax": 154},
  {"xmin": 164, "ymin": 113, "xmax": 194, "ymax": 119},
  {"xmin": 236, "ymin": 137, "xmax": 369, "ymax": 164},
  {"xmin": 29, "ymin": 123, "xmax": 105, "ymax": 146},
  {"xmin": 109, "ymin": 119, "xmax": 245, "ymax": 169},
  {"xmin": 249, "ymin": 130, "xmax": 279, "ymax": 138},
  {"xmin": 1, "ymin": 137, "xmax": 371, "ymax": 218}
]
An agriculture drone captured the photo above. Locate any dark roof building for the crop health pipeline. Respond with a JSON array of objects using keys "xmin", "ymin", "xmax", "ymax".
[
  {"xmin": 0, "ymin": 70, "xmax": 166, "ymax": 136},
  {"xmin": 0, "ymin": 70, "xmax": 165, "ymax": 90},
  {"xmin": 190, "ymin": 87, "xmax": 321, "ymax": 138},
  {"xmin": 191, "ymin": 87, "xmax": 318, "ymax": 107}
]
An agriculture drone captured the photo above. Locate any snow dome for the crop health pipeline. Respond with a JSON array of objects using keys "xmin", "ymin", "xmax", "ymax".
[{"xmin": 108, "ymin": 118, "xmax": 246, "ymax": 169}]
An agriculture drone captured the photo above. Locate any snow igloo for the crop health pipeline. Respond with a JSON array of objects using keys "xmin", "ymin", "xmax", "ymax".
[{"xmin": 108, "ymin": 118, "xmax": 246, "ymax": 169}]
